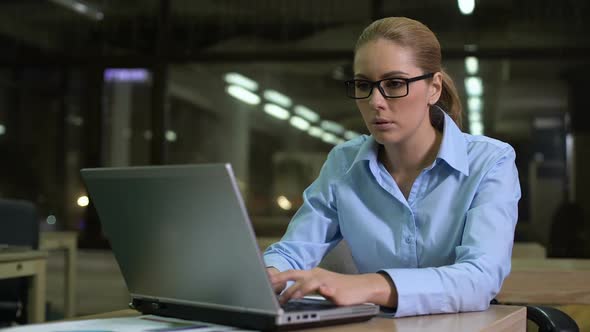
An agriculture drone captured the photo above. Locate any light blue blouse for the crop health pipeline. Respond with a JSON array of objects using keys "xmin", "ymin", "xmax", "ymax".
[{"xmin": 263, "ymin": 112, "xmax": 521, "ymax": 317}]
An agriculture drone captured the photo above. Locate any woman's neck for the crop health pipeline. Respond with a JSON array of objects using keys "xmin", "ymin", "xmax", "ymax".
[{"xmin": 380, "ymin": 125, "xmax": 442, "ymax": 175}]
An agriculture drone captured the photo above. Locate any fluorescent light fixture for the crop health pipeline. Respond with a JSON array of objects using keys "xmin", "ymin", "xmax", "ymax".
[
  {"xmin": 77, "ymin": 195, "xmax": 89, "ymax": 207},
  {"xmin": 0, "ymin": 124, "xmax": 5, "ymax": 135},
  {"xmin": 308, "ymin": 126, "xmax": 324, "ymax": 138},
  {"xmin": 320, "ymin": 120, "xmax": 345, "ymax": 134},
  {"xmin": 224, "ymin": 72, "xmax": 258, "ymax": 91},
  {"xmin": 49, "ymin": 0, "xmax": 104, "ymax": 20},
  {"xmin": 104, "ymin": 68, "xmax": 150, "ymax": 82},
  {"xmin": 294, "ymin": 105, "xmax": 320, "ymax": 123},
  {"xmin": 226, "ymin": 85, "xmax": 261, "ymax": 105},
  {"xmin": 277, "ymin": 195, "xmax": 292, "ymax": 210},
  {"xmin": 289, "ymin": 116, "xmax": 310, "ymax": 131},
  {"xmin": 165, "ymin": 130, "xmax": 177, "ymax": 142},
  {"xmin": 263, "ymin": 104, "xmax": 290, "ymax": 120},
  {"xmin": 344, "ymin": 130, "xmax": 360, "ymax": 140},
  {"xmin": 468, "ymin": 97, "xmax": 483, "ymax": 113},
  {"xmin": 458, "ymin": 0, "xmax": 475, "ymax": 15},
  {"xmin": 465, "ymin": 56, "xmax": 479, "ymax": 75},
  {"xmin": 469, "ymin": 112, "xmax": 482, "ymax": 122},
  {"xmin": 263, "ymin": 89, "xmax": 292, "ymax": 108},
  {"xmin": 321, "ymin": 132, "xmax": 340, "ymax": 145},
  {"xmin": 464, "ymin": 77, "xmax": 483, "ymax": 97},
  {"xmin": 470, "ymin": 121, "xmax": 484, "ymax": 135}
]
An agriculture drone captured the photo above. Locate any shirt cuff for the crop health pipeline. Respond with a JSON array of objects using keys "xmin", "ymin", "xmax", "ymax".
[
  {"xmin": 380, "ymin": 268, "xmax": 449, "ymax": 317},
  {"xmin": 263, "ymin": 252, "xmax": 294, "ymax": 272}
]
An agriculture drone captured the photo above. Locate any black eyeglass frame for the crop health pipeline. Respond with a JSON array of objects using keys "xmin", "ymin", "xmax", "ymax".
[{"xmin": 345, "ymin": 72, "xmax": 435, "ymax": 99}]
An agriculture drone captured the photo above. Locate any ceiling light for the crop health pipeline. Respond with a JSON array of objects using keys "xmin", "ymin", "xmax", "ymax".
[
  {"xmin": 344, "ymin": 131, "xmax": 360, "ymax": 140},
  {"xmin": 468, "ymin": 97, "xmax": 483, "ymax": 113},
  {"xmin": 464, "ymin": 77, "xmax": 483, "ymax": 97},
  {"xmin": 0, "ymin": 124, "xmax": 5, "ymax": 135},
  {"xmin": 49, "ymin": 0, "xmax": 104, "ymax": 20},
  {"xmin": 263, "ymin": 90, "xmax": 292, "ymax": 108},
  {"xmin": 224, "ymin": 72, "xmax": 258, "ymax": 91},
  {"xmin": 277, "ymin": 196, "xmax": 292, "ymax": 210},
  {"xmin": 165, "ymin": 130, "xmax": 177, "ymax": 142},
  {"xmin": 469, "ymin": 112, "xmax": 482, "ymax": 122},
  {"xmin": 321, "ymin": 132, "xmax": 340, "ymax": 145},
  {"xmin": 104, "ymin": 68, "xmax": 150, "ymax": 82},
  {"xmin": 294, "ymin": 105, "xmax": 320, "ymax": 123},
  {"xmin": 77, "ymin": 195, "xmax": 89, "ymax": 207},
  {"xmin": 470, "ymin": 121, "xmax": 484, "ymax": 135},
  {"xmin": 263, "ymin": 104, "xmax": 290, "ymax": 120},
  {"xmin": 290, "ymin": 116, "xmax": 310, "ymax": 131},
  {"xmin": 226, "ymin": 85, "xmax": 261, "ymax": 105},
  {"xmin": 464, "ymin": 56, "xmax": 479, "ymax": 75},
  {"xmin": 320, "ymin": 120, "xmax": 345, "ymax": 135},
  {"xmin": 308, "ymin": 126, "xmax": 324, "ymax": 138},
  {"xmin": 458, "ymin": 0, "xmax": 475, "ymax": 15}
]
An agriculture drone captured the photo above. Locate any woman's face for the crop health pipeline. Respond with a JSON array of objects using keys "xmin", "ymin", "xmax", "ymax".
[{"xmin": 353, "ymin": 38, "xmax": 441, "ymax": 146}]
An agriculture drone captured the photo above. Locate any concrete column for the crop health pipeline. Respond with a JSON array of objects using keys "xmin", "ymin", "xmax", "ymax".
[{"xmin": 108, "ymin": 82, "xmax": 132, "ymax": 167}]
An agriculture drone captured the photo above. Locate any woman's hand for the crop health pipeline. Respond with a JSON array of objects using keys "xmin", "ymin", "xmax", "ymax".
[
  {"xmin": 266, "ymin": 267, "xmax": 286, "ymax": 294},
  {"xmin": 269, "ymin": 267, "xmax": 397, "ymax": 307}
]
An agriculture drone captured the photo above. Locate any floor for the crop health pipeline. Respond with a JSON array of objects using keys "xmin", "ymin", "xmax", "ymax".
[{"xmin": 46, "ymin": 249, "xmax": 129, "ymax": 319}]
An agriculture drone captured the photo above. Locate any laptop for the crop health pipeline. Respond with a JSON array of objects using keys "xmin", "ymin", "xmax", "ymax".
[{"xmin": 81, "ymin": 164, "xmax": 379, "ymax": 331}]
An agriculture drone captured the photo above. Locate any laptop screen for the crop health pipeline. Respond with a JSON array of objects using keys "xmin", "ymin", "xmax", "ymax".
[{"xmin": 81, "ymin": 164, "xmax": 280, "ymax": 315}]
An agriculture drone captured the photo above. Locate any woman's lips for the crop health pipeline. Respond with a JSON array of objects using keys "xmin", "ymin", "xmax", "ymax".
[{"xmin": 372, "ymin": 119, "xmax": 395, "ymax": 130}]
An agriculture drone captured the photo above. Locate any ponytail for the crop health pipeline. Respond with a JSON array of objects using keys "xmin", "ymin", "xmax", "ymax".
[{"xmin": 435, "ymin": 70, "xmax": 463, "ymax": 130}]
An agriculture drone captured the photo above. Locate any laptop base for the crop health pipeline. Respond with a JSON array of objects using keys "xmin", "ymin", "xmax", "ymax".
[{"xmin": 132, "ymin": 298, "xmax": 375, "ymax": 331}]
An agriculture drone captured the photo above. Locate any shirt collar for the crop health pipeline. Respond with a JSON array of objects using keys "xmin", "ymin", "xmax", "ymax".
[
  {"xmin": 346, "ymin": 111, "xmax": 470, "ymax": 176},
  {"xmin": 346, "ymin": 136, "xmax": 379, "ymax": 174},
  {"xmin": 437, "ymin": 111, "xmax": 470, "ymax": 176}
]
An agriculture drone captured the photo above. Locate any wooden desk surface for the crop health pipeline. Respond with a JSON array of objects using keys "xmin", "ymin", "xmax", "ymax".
[
  {"xmin": 499, "ymin": 258, "xmax": 590, "ymax": 305},
  {"xmin": 0, "ymin": 249, "xmax": 47, "ymax": 262},
  {"xmin": 77, "ymin": 305, "xmax": 526, "ymax": 332}
]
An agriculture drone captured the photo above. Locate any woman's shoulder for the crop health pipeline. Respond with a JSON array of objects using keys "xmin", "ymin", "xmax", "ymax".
[
  {"xmin": 463, "ymin": 133, "xmax": 514, "ymax": 156},
  {"xmin": 461, "ymin": 133, "xmax": 516, "ymax": 173},
  {"xmin": 324, "ymin": 135, "xmax": 373, "ymax": 173}
]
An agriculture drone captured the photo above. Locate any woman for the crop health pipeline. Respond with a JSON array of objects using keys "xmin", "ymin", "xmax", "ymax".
[{"xmin": 263, "ymin": 17, "xmax": 520, "ymax": 317}]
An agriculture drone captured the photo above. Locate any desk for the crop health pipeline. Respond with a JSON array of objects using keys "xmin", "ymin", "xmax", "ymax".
[
  {"xmin": 39, "ymin": 231, "xmax": 78, "ymax": 318},
  {"xmin": 0, "ymin": 250, "xmax": 48, "ymax": 323},
  {"xmin": 511, "ymin": 242, "xmax": 546, "ymax": 258},
  {"xmin": 499, "ymin": 258, "xmax": 590, "ymax": 304},
  {"xmin": 74, "ymin": 305, "xmax": 526, "ymax": 331}
]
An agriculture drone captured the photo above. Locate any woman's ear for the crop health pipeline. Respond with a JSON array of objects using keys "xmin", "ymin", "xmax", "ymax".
[{"xmin": 429, "ymin": 72, "xmax": 443, "ymax": 105}]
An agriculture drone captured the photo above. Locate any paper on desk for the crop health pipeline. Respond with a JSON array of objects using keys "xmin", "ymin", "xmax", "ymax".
[{"xmin": 0, "ymin": 315, "xmax": 255, "ymax": 332}]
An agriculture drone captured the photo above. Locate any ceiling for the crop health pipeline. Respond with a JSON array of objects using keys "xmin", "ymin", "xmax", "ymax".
[{"xmin": 0, "ymin": 0, "xmax": 589, "ymax": 140}]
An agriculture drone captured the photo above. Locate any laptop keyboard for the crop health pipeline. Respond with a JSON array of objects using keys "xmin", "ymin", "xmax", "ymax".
[{"xmin": 281, "ymin": 298, "xmax": 339, "ymax": 312}]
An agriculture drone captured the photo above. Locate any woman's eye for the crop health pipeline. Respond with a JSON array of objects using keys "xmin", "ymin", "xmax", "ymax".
[
  {"xmin": 384, "ymin": 79, "xmax": 404, "ymax": 89},
  {"xmin": 355, "ymin": 81, "xmax": 371, "ymax": 91}
]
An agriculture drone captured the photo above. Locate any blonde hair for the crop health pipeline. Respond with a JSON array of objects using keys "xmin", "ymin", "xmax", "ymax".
[{"xmin": 355, "ymin": 17, "xmax": 462, "ymax": 129}]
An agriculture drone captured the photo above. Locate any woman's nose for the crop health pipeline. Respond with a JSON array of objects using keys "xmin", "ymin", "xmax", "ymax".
[{"xmin": 368, "ymin": 86, "xmax": 386, "ymax": 108}]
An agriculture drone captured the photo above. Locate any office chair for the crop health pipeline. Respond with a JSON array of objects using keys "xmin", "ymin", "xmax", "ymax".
[
  {"xmin": 0, "ymin": 199, "xmax": 40, "ymax": 326},
  {"xmin": 488, "ymin": 299, "xmax": 579, "ymax": 332}
]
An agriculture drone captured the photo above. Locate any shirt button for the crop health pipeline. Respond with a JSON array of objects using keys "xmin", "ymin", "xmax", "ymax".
[{"xmin": 405, "ymin": 237, "xmax": 413, "ymax": 244}]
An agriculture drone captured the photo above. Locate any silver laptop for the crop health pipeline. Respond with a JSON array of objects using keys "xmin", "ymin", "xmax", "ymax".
[{"xmin": 81, "ymin": 164, "xmax": 379, "ymax": 331}]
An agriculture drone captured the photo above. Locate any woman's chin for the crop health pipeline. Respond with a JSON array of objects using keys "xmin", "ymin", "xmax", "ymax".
[{"xmin": 371, "ymin": 131, "xmax": 405, "ymax": 146}]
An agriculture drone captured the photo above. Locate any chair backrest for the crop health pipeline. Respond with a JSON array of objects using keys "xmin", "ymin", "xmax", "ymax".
[
  {"xmin": 0, "ymin": 199, "xmax": 39, "ymax": 249},
  {"xmin": 0, "ymin": 199, "xmax": 40, "ymax": 324}
]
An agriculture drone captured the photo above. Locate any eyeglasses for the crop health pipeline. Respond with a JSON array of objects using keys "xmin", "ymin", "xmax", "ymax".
[{"xmin": 344, "ymin": 72, "xmax": 434, "ymax": 99}]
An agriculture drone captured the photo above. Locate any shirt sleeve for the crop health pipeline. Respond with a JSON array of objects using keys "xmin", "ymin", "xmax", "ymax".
[
  {"xmin": 381, "ymin": 146, "xmax": 521, "ymax": 317},
  {"xmin": 263, "ymin": 149, "xmax": 343, "ymax": 272}
]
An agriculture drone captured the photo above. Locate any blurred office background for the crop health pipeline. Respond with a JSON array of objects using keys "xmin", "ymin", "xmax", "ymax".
[{"xmin": 0, "ymin": 0, "xmax": 589, "ymax": 320}]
